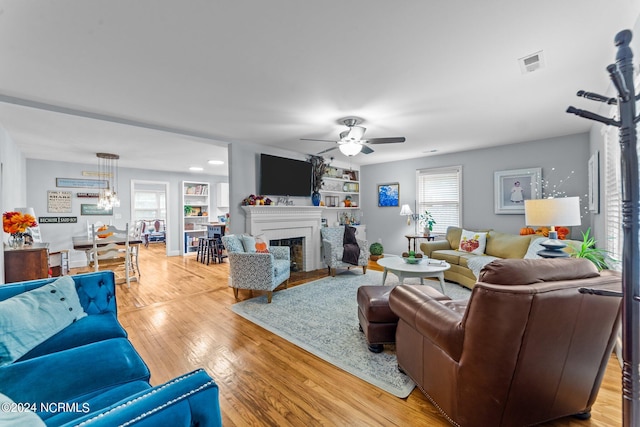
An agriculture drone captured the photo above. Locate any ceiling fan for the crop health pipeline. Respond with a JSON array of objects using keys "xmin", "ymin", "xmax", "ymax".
[{"xmin": 301, "ymin": 117, "xmax": 406, "ymax": 156}]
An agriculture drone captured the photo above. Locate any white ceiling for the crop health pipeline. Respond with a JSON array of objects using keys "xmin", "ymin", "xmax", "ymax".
[{"xmin": 1, "ymin": 1, "xmax": 639, "ymax": 175}]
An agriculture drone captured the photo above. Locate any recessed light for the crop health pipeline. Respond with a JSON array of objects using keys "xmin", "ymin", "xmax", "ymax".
[
  {"xmin": 422, "ymin": 149, "xmax": 438, "ymax": 153},
  {"xmin": 189, "ymin": 166, "xmax": 204, "ymax": 171},
  {"xmin": 208, "ymin": 160, "xmax": 224, "ymax": 165}
]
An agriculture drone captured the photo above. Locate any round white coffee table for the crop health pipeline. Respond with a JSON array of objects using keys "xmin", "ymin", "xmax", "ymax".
[{"xmin": 376, "ymin": 255, "xmax": 450, "ymax": 294}]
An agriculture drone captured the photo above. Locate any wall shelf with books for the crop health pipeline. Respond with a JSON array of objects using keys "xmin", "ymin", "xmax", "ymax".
[{"xmin": 182, "ymin": 181, "xmax": 210, "ymax": 255}]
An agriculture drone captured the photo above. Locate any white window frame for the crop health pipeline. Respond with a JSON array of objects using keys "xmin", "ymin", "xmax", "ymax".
[{"xmin": 415, "ymin": 166, "xmax": 462, "ymax": 234}]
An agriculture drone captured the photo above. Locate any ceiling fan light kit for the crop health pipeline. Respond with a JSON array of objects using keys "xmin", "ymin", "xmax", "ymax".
[
  {"xmin": 301, "ymin": 117, "xmax": 406, "ymax": 157},
  {"xmin": 338, "ymin": 140, "xmax": 363, "ymax": 156}
]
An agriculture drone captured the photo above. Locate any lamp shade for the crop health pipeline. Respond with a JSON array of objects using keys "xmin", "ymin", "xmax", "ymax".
[
  {"xmin": 338, "ymin": 141, "xmax": 363, "ymax": 156},
  {"xmin": 399, "ymin": 204, "xmax": 413, "ymax": 216},
  {"xmin": 524, "ymin": 197, "xmax": 582, "ymax": 227}
]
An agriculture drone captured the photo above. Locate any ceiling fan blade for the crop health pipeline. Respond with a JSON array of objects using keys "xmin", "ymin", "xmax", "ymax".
[
  {"xmin": 366, "ymin": 137, "xmax": 406, "ymax": 144},
  {"xmin": 361, "ymin": 145, "xmax": 374, "ymax": 154},
  {"xmin": 316, "ymin": 146, "xmax": 338, "ymax": 155},
  {"xmin": 300, "ymin": 138, "xmax": 337, "ymax": 143}
]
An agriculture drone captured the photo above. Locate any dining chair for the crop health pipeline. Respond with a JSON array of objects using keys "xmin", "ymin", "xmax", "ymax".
[
  {"xmin": 90, "ymin": 223, "xmax": 134, "ymax": 287},
  {"xmin": 129, "ymin": 220, "xmax": 144, "ymax": 277}
]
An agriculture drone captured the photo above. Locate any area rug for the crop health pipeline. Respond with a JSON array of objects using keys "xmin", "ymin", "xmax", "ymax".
[{"xmin": 230, "ymin": 270, "xmax": 471, "ymax": 398}]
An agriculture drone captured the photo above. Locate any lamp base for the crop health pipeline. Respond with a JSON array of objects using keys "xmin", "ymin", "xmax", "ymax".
[{"xmin": 537, "ymin": 231, "xmax": 569, "ymax": 258}]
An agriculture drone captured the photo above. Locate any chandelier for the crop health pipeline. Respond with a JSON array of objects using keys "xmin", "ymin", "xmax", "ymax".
[{"xmin": 96, "ymin": 153, "xmax": 120, "ymax": 209}]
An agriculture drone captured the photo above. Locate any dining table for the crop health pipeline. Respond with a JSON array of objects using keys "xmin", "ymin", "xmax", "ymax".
[{"xmin": 72, "ymin": 236, "xmax": 143, "ymax": 264}]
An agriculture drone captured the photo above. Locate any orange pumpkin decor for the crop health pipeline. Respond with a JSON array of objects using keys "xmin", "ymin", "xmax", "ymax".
[
  {"xmin": 255, "ymin": 241, "xmax": 269, "ymax": 253},
  {"xmin": 520, "ymin": 227, "xmax": 535, "ymax": 235},
  {"xmin": 97, "ymin": 225, "xmax": 114, "ymax": 238},
  {"xmin": 555, "ymin": 226, "xmax": 570, "ymax": 240},
  {"xmin": 535, "ymin": 227, "xmax": 550, "ymax": 237}
]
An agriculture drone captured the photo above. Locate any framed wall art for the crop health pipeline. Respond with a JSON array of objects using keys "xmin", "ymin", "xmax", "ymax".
[
  {"xmin": 56, "ymin": 178, "xmax": 108, "ymax": 189},
  {"xmin": 378, "ymin": 183, "xmax": 399, "ymax": 207},
  {"xmin": 81, "ymin": 204, "xmax": 113, "ymax": 216},
  {"xmin": 494, "ymin": 168, "xmax": 542, "ymax": 214},
  {"xmin": 47, "ymin": 191, "xmax": 72, "ymax": 213}
]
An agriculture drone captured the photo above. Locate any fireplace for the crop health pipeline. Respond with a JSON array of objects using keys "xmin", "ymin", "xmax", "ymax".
[
  {"xmin": 270, "ymin": 237, "xmax": 304, "ymax": 272},
  {"xmin": 242, "ymin": 206, "xmax": 324, "ymax": 272}
]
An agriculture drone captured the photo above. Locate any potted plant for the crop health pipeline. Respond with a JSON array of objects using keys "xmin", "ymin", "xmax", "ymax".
[
  {"xmin": 419, "ymin": 210, "xmax": 436, "ymax": 237},
  {"xmin": 369, "ymin": 242, "xmax": 384, "ymax": 261},
  {"xmin": 570, "ymin": 227, "xmax": 614, "ymax": 271}
]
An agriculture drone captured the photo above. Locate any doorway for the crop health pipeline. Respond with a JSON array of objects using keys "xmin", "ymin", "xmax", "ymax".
[{"xmin": 131, "ymin": 180, "xmax": 170, "ymax": 257}]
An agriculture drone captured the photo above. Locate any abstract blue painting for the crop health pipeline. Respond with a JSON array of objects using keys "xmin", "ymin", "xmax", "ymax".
[{"xmin": 378, "ymin": 183, "xmax": 399, "ymax": 207}]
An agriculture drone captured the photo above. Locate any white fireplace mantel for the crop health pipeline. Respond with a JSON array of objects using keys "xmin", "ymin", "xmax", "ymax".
[{"xmin": 242, "ymin": 206, "xmax": 324, "ymax": 272}]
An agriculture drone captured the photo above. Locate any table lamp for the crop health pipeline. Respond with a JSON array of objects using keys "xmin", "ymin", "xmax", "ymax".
[{"xmin": 524, "ymin": 197, "xmax": 581, "ymax": 258}]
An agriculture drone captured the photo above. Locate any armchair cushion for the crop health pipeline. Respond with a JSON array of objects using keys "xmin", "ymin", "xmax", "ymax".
[{"xmin": 0, "ymin": 276, "xmax": 87, "ymax": 366}]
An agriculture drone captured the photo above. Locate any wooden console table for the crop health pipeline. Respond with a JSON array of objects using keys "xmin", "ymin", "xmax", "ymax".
[
  {"xmin": 4, "ymin": 243, "xmax": 50, "ymax": 283},
  {"xmin": 404, "ymin": 234, "xmax": 438, "ymax": 253}
]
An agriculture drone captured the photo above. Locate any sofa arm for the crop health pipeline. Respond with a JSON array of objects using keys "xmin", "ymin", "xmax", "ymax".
[
  {"xmin": 356, "ymin": 239, "xmax": 370, "ymax": 258},
  {"xmin": 390, "ymin": 285, "xmax": 465, "ymax": 361},
  {"xmin": 420, "ymin": 240, "xmax": 451, "ymax": 257},
  {"xmin": 269, "ymin": 246, "xmax": 290, "ymax": 261},
  {"xmin": 65, "ymin": 369, "xmax": 222, "ymax": 427}
]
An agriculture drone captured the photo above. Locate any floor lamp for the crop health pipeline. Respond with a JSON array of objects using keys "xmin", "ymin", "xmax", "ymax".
[{"xmin": 524, "ymin": 197, "xmax": 581, "ymax": 258}]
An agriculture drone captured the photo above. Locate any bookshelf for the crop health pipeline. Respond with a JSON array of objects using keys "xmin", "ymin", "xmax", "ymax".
[{"xmin": 182, "ymin": 181, "xmax": 210, "ymax": 255}]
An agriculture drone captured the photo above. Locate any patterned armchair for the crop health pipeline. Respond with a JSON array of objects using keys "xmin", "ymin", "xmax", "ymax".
[
  {"xmin": 221, "ymin": 234, "xmax": 290, "ymax": 303},
  {"xmin": 321, "ymin": 226, "xmax": 369, "ymax": 277}
]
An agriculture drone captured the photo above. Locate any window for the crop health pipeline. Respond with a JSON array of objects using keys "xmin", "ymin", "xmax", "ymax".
[
  {"xmin": 133, "ymin": 190, "xmax": 166, "ymax": 221},
  {"xmin": 604, "ymin": 122, "xmax": 622, "ymax": 270},
  {"xmin": 416, "ymin": 166, "xmax": 462, "ymax": 234}
]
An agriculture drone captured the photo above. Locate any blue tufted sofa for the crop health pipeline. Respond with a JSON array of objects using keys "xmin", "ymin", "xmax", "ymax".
[{"xmin": 0, "ymin": 271, "xmax": 222, "ymax": 426}]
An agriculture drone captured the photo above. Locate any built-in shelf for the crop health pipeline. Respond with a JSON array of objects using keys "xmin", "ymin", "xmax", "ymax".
[{"xmin": 182, "ymin": 181, "xmax": 210, "ymax": 255}]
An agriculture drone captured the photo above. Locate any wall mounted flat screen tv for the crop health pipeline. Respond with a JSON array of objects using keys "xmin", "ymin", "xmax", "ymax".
[{"xmin": 259, "ymin": 154, "xmax": 312, "ymax": 197}]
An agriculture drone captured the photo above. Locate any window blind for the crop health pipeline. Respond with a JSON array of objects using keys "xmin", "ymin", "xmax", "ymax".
[
  {"xmin": 604, "ymin": 122, "xmax": 622, "ymax": 270},
  {"xmin": 416, "ymin": 166, "xmax": 462, "ymax": 233},
  {"xmin": 134, "ymin": 190, "xmax": 167, "ymax": 221}
]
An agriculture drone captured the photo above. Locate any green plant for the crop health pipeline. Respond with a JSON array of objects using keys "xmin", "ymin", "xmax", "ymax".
[
  {"xmin": 419, "ymin": 210, "xmax": 436, "ymax": 231},
  {"xmin": 571, "ymin": 227, "xmax": 613, "ymax": 271},
  {"xmin": 369, "ymin": 242, "xmax": 383, "ymax": 256},
  {"xmin": 184, "ymin": 205, "xmax": 193, "ymax": 216}
]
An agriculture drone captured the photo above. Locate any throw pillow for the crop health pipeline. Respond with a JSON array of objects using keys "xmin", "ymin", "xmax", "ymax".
[
  {"xmin": 241, "ymin": 234, "xmax": 257, "ymax": 253},
  {"xmin": 0, "ymin": 276, "xmax": 87, "ymax": 366},
  {"xmin": 255, "ymin": 241, "xmax": 270, "ymax": 253},
  {"xmin": 524, "ymin": 237, "xmax": 546, "ymax": 259},
  {"xmin": 458, "ymin": 229, "xmax": 487, "ymax": 255},
  {"xmin": 224, "ymin": 235, "xmax": 245, "ymax": 253}
]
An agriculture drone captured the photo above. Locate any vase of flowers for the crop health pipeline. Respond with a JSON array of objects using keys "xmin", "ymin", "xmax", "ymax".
[
  {"xmin": 309, "ymin": 155, "xmax": 327, "ymax": 206},
  {"xmin": 3, "ymin": 211, "xmax": 37, "ymax": 249}
]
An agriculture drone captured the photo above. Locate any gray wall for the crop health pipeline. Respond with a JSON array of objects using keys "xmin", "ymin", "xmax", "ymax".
[
  {"xmin": 0, "ymin": 127, "xmax": 28, "ymax": 282},
  {"xmin": 26, "ymin": 159, "xmax": 227, "ymax": 267},
  {"xmin": 360, "ymin": 133, "xmax": 591, "ymax": 256}
]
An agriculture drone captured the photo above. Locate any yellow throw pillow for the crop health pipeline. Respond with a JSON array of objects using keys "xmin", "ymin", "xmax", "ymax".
[{"xmin": 458, "ymin": 229, "xmax": 487, "ymax": 255}]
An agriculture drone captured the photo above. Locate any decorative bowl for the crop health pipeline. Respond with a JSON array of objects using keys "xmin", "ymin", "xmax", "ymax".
[{"xmin": 402, "ymin": 256, "xmax": 424, "ymax": 264}]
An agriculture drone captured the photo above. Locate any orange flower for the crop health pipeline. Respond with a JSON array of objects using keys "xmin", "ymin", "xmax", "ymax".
[{"xmin": 2, "ymin": 211, "xmax": 37, "ymax": 235}]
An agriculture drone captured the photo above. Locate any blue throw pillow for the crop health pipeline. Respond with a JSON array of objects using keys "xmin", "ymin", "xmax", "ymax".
[
  {"xmin": 241, "ymin": 234, "xmax": 257, "ymax": 253},
  {"xmin": 0, "ymin": 276, "xmax": 87, "ymax": 366},
  {"xmin": 224, "ymin": 235, "xmax": 245, "ymax": 253}
]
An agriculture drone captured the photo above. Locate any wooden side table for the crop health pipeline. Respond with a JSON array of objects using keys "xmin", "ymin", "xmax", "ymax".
[
  {"xmin": 404, "ymin": 234, "xmax": 435, "ymax": 253},
  {"xmin": 4, "ymin": 243, "xmax": 50, "ymax": 283}
]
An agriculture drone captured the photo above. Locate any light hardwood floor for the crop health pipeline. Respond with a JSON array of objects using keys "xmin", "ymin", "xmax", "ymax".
[{"xmin": 73, "ymin": 244, "xmax": 623, "ymax": 426}]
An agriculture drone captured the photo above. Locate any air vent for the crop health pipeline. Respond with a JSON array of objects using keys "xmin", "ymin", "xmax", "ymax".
[{"xmin": 519, "ymin": 51, "xmax": 545, "ymax": 74}]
